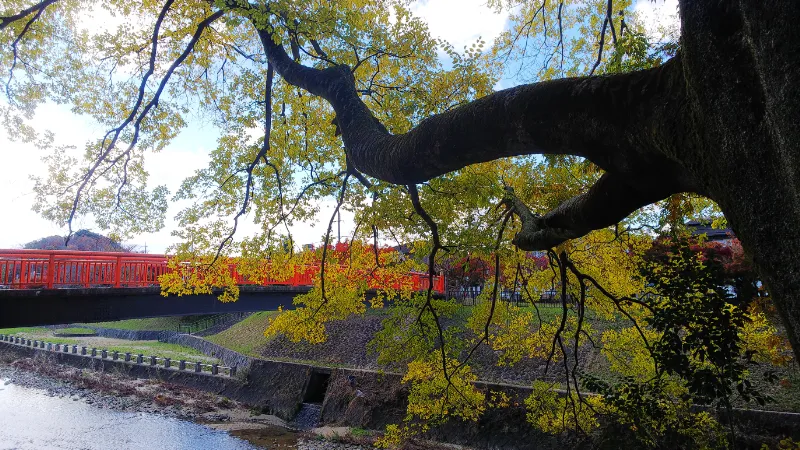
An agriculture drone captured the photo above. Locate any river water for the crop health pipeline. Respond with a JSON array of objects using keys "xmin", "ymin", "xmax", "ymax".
[{"xmin": 0, "ymin": 380, "xmax": 261, "ymax": 450}]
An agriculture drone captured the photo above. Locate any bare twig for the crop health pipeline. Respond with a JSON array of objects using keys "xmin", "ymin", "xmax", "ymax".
[
  {"xmin": 5, "ymin": 4, "xmax": 48, "ymax": 99},
  {"xmin": 209, "ymin": 63, "xmax": 275, "ymax": 265},
  {"xmin": 65, "ymin": 6, "xmax": 225, "ymax": 244}
]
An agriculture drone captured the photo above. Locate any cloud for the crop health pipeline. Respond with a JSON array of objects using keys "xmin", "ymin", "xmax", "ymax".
[
  {"xmin": 411, "ymin": 0, "xmax": 508, "ymax": 50},
  {"xmin": 0, "ymin": 104, "xmax": 100, "ymax": 249},
  {"xmin": 634, "ymin": 0, "xmax": 680, "ymax": 41}
]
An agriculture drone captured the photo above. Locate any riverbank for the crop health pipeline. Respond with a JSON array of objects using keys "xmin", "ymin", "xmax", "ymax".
[{"xmin": 0, "ymin": 352, "xmax": 375, "ymax": 449}]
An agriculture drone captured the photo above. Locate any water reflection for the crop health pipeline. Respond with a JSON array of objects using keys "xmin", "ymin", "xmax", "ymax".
[{"xmin": 0, "ymin": 381, "xmax": 260, "ymax": 450}]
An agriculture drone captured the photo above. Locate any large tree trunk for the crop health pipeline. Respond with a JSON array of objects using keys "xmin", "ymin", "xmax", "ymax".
[{"xmin": 680, "ymin": 0, "xmax": 800, "ymax": 357}]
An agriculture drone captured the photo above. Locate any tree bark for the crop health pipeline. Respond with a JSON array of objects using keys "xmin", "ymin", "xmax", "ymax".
[{"xmin": 679, "ymin": 0, "xmax": 800, "ymax": 360}]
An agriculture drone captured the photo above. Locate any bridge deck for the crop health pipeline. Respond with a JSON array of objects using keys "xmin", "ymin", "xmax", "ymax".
[{"xmin": 0, "ymin": 285, "xmax": 313, "ymax": 327}]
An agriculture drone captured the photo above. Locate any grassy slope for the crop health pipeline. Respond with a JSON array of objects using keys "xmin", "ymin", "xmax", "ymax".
[{"xmin": 204, "ymin": 311, "xmax": 278, "ymax": 357}]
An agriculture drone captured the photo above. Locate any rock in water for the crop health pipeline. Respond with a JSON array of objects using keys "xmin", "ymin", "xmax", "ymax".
[{"xmin": 292, "ymin": 402, "xmax": 322, "ymax": 430}]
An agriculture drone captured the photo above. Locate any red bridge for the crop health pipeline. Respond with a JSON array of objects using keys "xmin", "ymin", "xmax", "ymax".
[
  {"xmin": 0, "ymin": 249, "xmax": 445, "ymax": 328},
  {"xmin": 0, "ymin": 249, "xmax": 444, "ymax": 292}
]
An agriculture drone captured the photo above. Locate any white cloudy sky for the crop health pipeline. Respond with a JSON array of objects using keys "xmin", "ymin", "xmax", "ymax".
[{"xmin": 0, "ymin": 0, "xmax": 676, "ymax": 253}]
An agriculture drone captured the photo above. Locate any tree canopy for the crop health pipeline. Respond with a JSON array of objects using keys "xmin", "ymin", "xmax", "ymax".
[{"xmin": 3, "ymin": 0, "xmax": 800, "ymax": 447}]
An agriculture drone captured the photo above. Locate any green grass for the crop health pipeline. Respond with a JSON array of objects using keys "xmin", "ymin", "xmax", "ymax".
[
  {"xmin": 0, "ymin": 327, "xmax": 50, "ymax": 335},
  {"xmin": 1, "ymin": 327, "xmax": 214, "ymax": 362},
  {"xmin": 54, "ymin": 327, "xmax": 96, "ymax": 335},
  {"xmin": 205, "ymin": 311, "xmax": 279, "ymax": 357},
  {"xmin": 350, "ymin": 427, "xmax": 371, "ymax": 437},
  {"xmin": 98, "ymin": 341, "xmax": 209, "ymax": 359}
]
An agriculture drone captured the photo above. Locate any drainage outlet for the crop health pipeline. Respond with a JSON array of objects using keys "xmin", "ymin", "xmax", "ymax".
[{"xmin": 303, "ymin": 371, "xmax": 331, "ymax": 404}]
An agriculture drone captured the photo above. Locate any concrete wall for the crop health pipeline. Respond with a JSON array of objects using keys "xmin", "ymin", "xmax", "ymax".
[
  {"xmin": 92, "ymin": 327, "xmax": 176, "ymax": 341},
  {"xmin": 164, "ymin": 334, "xmax": 255, "ymax": 372}
]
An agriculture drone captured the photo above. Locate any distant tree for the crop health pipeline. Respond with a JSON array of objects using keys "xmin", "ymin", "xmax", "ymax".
[
  {"xmin": 440, "ymin": 254, "xmax": 493, "ymax": 289},
  {"xmin": 24, "ymin": 229, "xmax": 130, "ymax": 252},
  {"xmin": 642, "ymin": 235, "xmax": 762, "ymax": 305}
]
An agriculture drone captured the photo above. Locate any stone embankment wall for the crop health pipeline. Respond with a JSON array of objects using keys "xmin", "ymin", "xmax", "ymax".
[
  {"xmin": 320, "ymin": 367, "xmax": 566, "ymax": 450},
  {"xmin": 163, "ymin": 334, "xmax": 255, "ymax": 371},
  {"xmin": 91, "ymin": 327, "xmax": 176, "ymax": 341},
  {"xmin": 195, "ymin": 313, "xmax": 253, "ymax": 337}
]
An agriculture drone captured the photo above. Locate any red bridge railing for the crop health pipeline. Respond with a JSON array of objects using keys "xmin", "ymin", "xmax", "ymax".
[{"xmin": 0, "ymin": 249, "xmax": 445, "ymax": 294}]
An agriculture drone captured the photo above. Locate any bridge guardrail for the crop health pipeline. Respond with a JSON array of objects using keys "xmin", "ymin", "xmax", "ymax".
[
  {"xmin": 0, "ymin": 333, "xmax": 237, "ymax": 377},
  {"xmin": 0, "ymin": 249, "xmax": 445, "ymax": 293}
]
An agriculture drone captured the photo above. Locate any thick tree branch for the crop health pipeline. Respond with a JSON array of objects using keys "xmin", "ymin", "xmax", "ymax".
[
  {"xmin": 256, "ymin": 25, "xmax": 691, "ymax": 185},
  {"xmin": 0, "ymin": 0, "xmax": 58, "ymax": 31},
  {"xmin": 506, "ymin": 171, "xmax": 687, "ymax": 250},
  {"xmin": 244, "ymin": 10, "xmax": 701, "ymax": 255}
]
